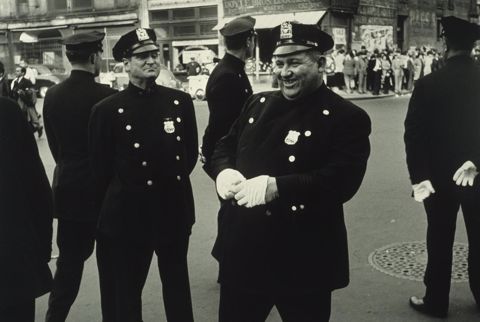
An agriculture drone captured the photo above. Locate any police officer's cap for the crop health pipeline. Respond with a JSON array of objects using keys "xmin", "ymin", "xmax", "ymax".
[
  {"xmin": 441, "ymin": 16, "xmax": 480, "ymax": 43},
  {"xmin": 63, "ymin": 31, "xmax": 105, "ymax": 54},
  {"xmin": 112, "ymin": 28, "xmax": 159, "ymax": 61},
  {"xmin": 220, "ymin": 16, "xmax": 255, "ymax": 37},
  {"xmin": 272, "ymin": 21, "xmax": 334, "ymax": 56}
]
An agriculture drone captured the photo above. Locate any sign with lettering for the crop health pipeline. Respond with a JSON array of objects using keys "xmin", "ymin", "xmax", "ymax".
[
  {"xmin": 222, "ymin": 0, "xmax": 328, "ymax": 17},
  {"xmin": 360, "ymin": 25, "xmax": 394, "ymax": 51},
  {"xmin": 332, "ymin": 27, "xmax": 346, "ymax": 45}
]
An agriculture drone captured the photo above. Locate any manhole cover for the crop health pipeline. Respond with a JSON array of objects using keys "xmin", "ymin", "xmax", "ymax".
[{"xmin": 368, "ymin": 241, "xmax": 469, "ymax": 282}]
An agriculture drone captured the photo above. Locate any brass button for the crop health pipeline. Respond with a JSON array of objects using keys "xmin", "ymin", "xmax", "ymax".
[
  {"xmin": 126, "ymin": 125, "xmax": 132, "ymax": 131},
  {"xmin": 176, "ymin": 136, "xmax": 181, "ymax": 142},
  {"xmin": 176, "ymin": 117, "xmax": 181, "ymax": 123},
  {"xmin": 288, "ymin": 155, "xmax": 296, "ymax": 162},
  {"xmin": 134, "ymin": 143, "xmax": 140, "ymax": 149},
  {"xmin": 142, "ymin": 161, "xmax": 147, "ymax": 167},
  {"xmin": 176, "ymin": 155, "xmax": 180, "ymax": 161},
  {"xmin": 265, "ymin": 210, "xmax": 272, "ymax": 216},
  {"xmin": 176, "ymin": 175, "xmax": 181, "ymax": 181},
  {"xmin": 147, "ymin": 180, "xmax": 153, "ymax": 186},
  {"xmin": 118, "ymin": 108, "xmax": 124, "ymax": 114},
  {"xmin": 174, "ymin": 100, "xmax": 179, "ymax": 105},
  {"xmin": 260, "ymin": 97, "xmax": 266, "ymax": 103},
  {"xmin": 291, "ymin": 205, "xmax": 297, "ymax": 211}
]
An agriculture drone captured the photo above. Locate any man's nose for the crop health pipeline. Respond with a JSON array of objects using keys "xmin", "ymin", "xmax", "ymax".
[{"xmin": 280, "ymin": 66, "xmax": 293, "ymax": 78}]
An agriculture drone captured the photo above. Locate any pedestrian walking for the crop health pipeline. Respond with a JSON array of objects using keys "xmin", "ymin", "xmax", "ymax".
[
  {"xmin": 89, "ymin": 28, "xmax": 197, "ymax": 322},
  {"xmin": 206, "ymin": 21, "xmax": 371, "ymax": 322},
  {"xmin": 0, "ymin": 96, "xmax": 53, "ymax": 322},
  {"xmin": 392, "ymin": 51, "xmax": 404, "ymax": 95},
  {"xmin": 355, "ymin": 50, "xmax": 368, "ymax": 94},
  {"xmin": 10, "ymin": 66, "xmax": 43, "ymax": 137},
  {"xmin": 343, "ymin": 51, "xmax": 356, "ymax": 93},
  {"xmin": 0, "ymin": 61, "xmax": 10, "ymax": 97},
  {"xmin": 200, "ymin": 16, "xmax": 255, "ymax": 264},
  {"xmin": 405, "ymin": 16, "xmax": 480, "ymax": 318},
  {"xmin": 43, "ymin": 31, "xmax": 117, "ymax": 322}
]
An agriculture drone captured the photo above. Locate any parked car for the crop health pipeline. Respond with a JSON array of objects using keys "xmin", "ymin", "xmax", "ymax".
[
  {"xmin": 27, "ymin": 64, "xmax": 67, "ymax": 98},
  {"xmin": 100, "ymin": 63, "xmax": 187, "ymax": 92}
]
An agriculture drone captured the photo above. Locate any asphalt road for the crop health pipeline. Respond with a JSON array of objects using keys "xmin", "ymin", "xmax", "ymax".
[{"xmin": 32, "ymin": 95, "xmax": 477, "ymax": 322}]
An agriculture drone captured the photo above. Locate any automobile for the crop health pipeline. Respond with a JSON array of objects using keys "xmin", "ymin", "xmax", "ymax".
[
  {"xmin": 8, "ymin": 64, "xmax": 68, "ymax": 98},
  {"xmin": 100, "ymin": 63, "xmax": 187, "ymax": 92}
]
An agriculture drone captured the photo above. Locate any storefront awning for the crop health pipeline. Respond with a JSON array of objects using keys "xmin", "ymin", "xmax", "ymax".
[{"xmin": 213, "ymin": 11, "xmax": 326, "ymax": 31}]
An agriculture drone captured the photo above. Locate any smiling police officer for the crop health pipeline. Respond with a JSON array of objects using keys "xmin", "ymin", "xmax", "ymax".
[
  {"xmin": 208, "ymin": 21, "xmax": 371, "ymax": 322},
  {"xmin": 89, "ymin": 28, "xmax": 197, "ymax": 322}
]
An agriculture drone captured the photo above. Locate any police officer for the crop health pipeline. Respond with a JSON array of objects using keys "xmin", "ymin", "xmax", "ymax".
[
  {"xmin": 405, "ymin": 16, "xmax": 480, "ymax": 318},
  {"xmin": 207, "ymin": 22, "xmax": 371, "ymax": 321},
  {"xmin": 201, "ymin": 16, "xmax": 255, "ymax": 263},
  {"xmin": 43, "ymin": 31, "xmax": 116, "ymax": 322},
  {"xmin": 89, "ymin": 28, "xmax": 197, "ymax": 322},
  {"xmin": 0, "ymin": 97, "xmax": 53, "ymax": 322}
]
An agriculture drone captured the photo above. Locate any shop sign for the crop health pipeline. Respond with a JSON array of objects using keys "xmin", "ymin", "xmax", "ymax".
[
  {"xmin": 332, "ymin": 27, "xmax": 346, "ymax": 45},
  {"xmin": 222, "ymin": 0, "xmax": 328, "ymax": 17},
  {"xmin": 360, "ymin": 25, "xmax": 394, "ymax": 51}
]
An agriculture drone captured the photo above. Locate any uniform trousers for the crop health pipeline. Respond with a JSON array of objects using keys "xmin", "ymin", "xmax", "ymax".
[
  {"xmin": 0, "ymin": 298, "xmax": 35, "ymax": 322},
  {"xmin": 219, "ymin": 284, "xmax": 332, "ymax": 322},
  {"xmin": 422, "ymin": 187, "xmax": 480, "ymax": 311},
  {"xmin": 46, "ymin": 219, "xmax": 114, "ymax": 322},
  {"xmin": 105, "ymin": 231, "xmax": 194, "ymax": 322}
]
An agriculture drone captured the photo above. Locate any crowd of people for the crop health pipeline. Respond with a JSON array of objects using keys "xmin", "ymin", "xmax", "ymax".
[
  {"xmin": 327, "ymin": 46, "xmax": 451, "ymax": 95},
  {"xmin": 1, "ymin": 15, "xmax": 480, "ymax": 322}
]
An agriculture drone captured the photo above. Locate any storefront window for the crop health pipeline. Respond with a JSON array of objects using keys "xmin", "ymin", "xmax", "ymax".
[
  {"xmin": 73, "ymin": 0, "xmax": 92, "ymax": 8},
  {"xmin": 52, "ymin": 0, "xmax": 67, "ymax": 10},
  {"xmin": 151, "ymin": 10, "xmax": 169, "ymax": 22},
  {"xmin": 173, "ymin": 24, "xmax": 196, "ymax": 37},
  {"xmin": 199, "ymin": 6, "xmax": 217, "ymax": 18},
  {"xmin": 172, "ymin": 8, "xmax": 195, "ymax": 20},
  {"xmin": 200, "ymin": 22, "xmax": 217, "ymax": 36}
]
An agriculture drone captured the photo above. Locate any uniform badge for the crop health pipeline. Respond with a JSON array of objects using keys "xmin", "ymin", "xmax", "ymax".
[
  {"xmin": 284, "ymin": 130, "xmax": 300, "ymax": 145},
  {"xmin": 280, "ymin": 21, "xmax": 293, "ymax": 40},
  {"xmin": 136, "ymin": 28, "xmax": 150, "ymax": 41},
  {"xmin": 163, "ymin": 119, "xmax": 175, "ymax": 134}
]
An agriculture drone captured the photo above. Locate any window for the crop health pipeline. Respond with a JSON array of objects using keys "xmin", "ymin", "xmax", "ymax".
[
  {"xmin": 200, "ymin": 22, "xmax": 217, "ymax": 35},
  {"xmin": 199, "ymin": 6, "xmax": 217, "ymax": 18},
  {"xmin": 172, "ymin": 8, "xmax": 195, "ymax": 20},
  {"xmin": 151, "ymin": 10, "xmax": 169, "ymax": 22},
  {"xmin": 53, "ymin": 0, "xmax": 67, "ymax": 10},
  {"xmin": 173, "ymin": 24, "xmax": 196, "ymax": 37},
  {"xmin": 448, "ymin": 0, "xmax": 455, "ymax": 10},
  {"xmin": 73, "ymin": 0, "xmax": 92, "ymax": 9}
]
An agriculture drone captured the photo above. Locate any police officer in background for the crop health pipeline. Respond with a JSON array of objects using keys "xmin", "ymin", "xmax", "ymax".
[
  {"xmin": 405, "ymin": 16, "xmax": 480, "ymax": 318},
  {"xmin": 43, "ymin": 31, "xmax": 116, "ymax": 322},
  {"xmin": 207, "ymin": 22, "xmax": 371, "ymax": 321},
  {"xmin": 201, "ymin": 16, "xmax": 255, "ymax": 262},
  {"xmin": 89, "ymin": 28, "xmax": 197, "ymax": 322}
]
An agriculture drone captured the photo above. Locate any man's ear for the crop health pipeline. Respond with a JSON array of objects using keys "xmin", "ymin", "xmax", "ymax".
[
  {"xmin": 318, "ymin": 56, "xmax": 326, "ymax": 73},
  {"xmin": 123, "ymin": 58, "xmax": 130, "ymax": 72},
  {"xmin": 89, "ymin": 53, "xmax": 96, "ymax": 64}
]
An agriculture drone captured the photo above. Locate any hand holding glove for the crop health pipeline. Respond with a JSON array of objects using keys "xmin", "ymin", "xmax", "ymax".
[
  {"xmin": 412, "ymin": 180, "xmax": 435, "ymax": 202},
  {"xmin": 453, "ymin": 161, "xmax": 478, "ymax": 187},
  {"xmin": 232, "ymin": 175, "xmax": 269, "ymax": 208},
  {"xmin": 216, "ymin": 168, "xmax": 246, "ymax": 200}
]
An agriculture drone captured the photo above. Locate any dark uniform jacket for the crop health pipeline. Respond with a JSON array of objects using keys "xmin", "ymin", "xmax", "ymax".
[
  {"xmin": 208, "ymin": 84, "xmax": 371, "ymax": 294},
  {"xmin": 43, "ymin": 70, "xmax": 116, "ymax": 221},
  {"xmin": 405, "ymin": 55, "xmax": 480, "ymax": 188},
  {"xmin": 0, "ymin": 97, "xmax": 53, "ymax": 306},
  {"xmin": 89, "ymin": 83, "xmax": 198, "ymax": 240},
  {"xmin": 202, "ymin": 53, "xmax": 252, "ymax": 172}
]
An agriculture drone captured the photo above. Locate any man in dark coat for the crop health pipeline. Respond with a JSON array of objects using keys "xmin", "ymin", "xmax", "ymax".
[
  {"xmin": 0, "ymin": 96, "xmax": 53, "ymax": 322},
  {"xmin": 43, "ymin": 31, "xmax": 116, "ymax": 322},
  {"xmin": 207, "ymin": 21, "xmax": 371, "ymax": 322},
  {"xmin": 89, "ymin": 28, "xmax": 197, "ymax": 322},
  {"xmin": 0, "ymin": 61, "xmax": 10, "ymax": 97},
  {"xmin": 201, "ymin": 15, "xmax": 255, "ymax": 261},
  {"xmin": 10, "ymin": 66, "xmax": 43, "ymax": 137},
  {"xmin": 405, "ymin": 16, "xmax": 480, "ymax": 318}
]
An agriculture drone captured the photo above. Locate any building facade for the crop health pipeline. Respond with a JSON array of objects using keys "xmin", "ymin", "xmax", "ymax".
[{"xmin": 0, "ymin": 0, "xmax": 141, "ymax": 74}]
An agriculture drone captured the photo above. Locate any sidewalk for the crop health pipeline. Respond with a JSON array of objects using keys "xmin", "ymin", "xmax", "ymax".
[{"xmin": 249, "ymin": 77, "xmax": 404, "ymax": 100}]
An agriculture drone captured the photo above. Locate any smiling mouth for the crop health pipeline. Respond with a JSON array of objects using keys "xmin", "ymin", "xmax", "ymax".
[{"xmin": 281, "ymin": 79, "xmax": 298, "ymax": 88}]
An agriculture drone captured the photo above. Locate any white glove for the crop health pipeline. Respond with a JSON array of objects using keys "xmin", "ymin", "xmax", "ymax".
[
  {"xmin": 233, "ymin": 175, "xmax": 269, "ymax": 208},
  {"xmin": 453, "ymin": 161, "xmax": 478, "ymax": 187},
  {"xmin": 216, "ymin": 169, "xmax": 246, "ymax": 200},
  {"xmin": 412, "ymin": 180, "xmax": 435, "ymax": 202}
]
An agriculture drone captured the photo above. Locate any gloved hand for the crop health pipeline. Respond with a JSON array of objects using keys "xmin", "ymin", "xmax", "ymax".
[
  {"xmin": 412, "ymin": 180, "xmax": 435, "ymax": 202},
  {"xmin": 232, "ymin": 175, "xmax": 269, "ymax": 208},
  {"xmin": 216, "ymin": 168, "xmax": 246, "ymax": 200},
  {"xmin": 453, "ymin": 161, "xmax": 478, "ymax": 187}
]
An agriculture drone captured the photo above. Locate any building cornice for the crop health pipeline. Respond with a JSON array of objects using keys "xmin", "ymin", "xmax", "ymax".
[
  {"xmin": 148, "ymin": 0, "xmax": 217, "ymax": 10},
  {"xmin": 0, "ymin": 11, "xmax": 138, "ymax": 30}
]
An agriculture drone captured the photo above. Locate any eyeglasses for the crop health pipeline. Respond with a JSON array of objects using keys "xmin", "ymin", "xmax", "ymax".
[{"xmin": 133, "ymin": 51, "xmax": 159, "ymax": 60}]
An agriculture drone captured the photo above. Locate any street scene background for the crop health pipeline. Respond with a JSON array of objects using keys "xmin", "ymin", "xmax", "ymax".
[{"xmin": 32, "ymin": 94, "xmax": 476, "ymax": 322}]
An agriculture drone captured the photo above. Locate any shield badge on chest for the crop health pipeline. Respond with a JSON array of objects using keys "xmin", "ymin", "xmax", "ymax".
[
  {"xmin": 164, "ymin": 119, "xmax": 175, "ymax": 134},
  {"xmin": 284, "ymin": 130, "xmax": 301, "ymax": 145}
]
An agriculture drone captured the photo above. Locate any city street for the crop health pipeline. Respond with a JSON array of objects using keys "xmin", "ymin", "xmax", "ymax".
[{"xmin": 32, "ymin": 94, "xmax": 478, "ymax": 322}]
